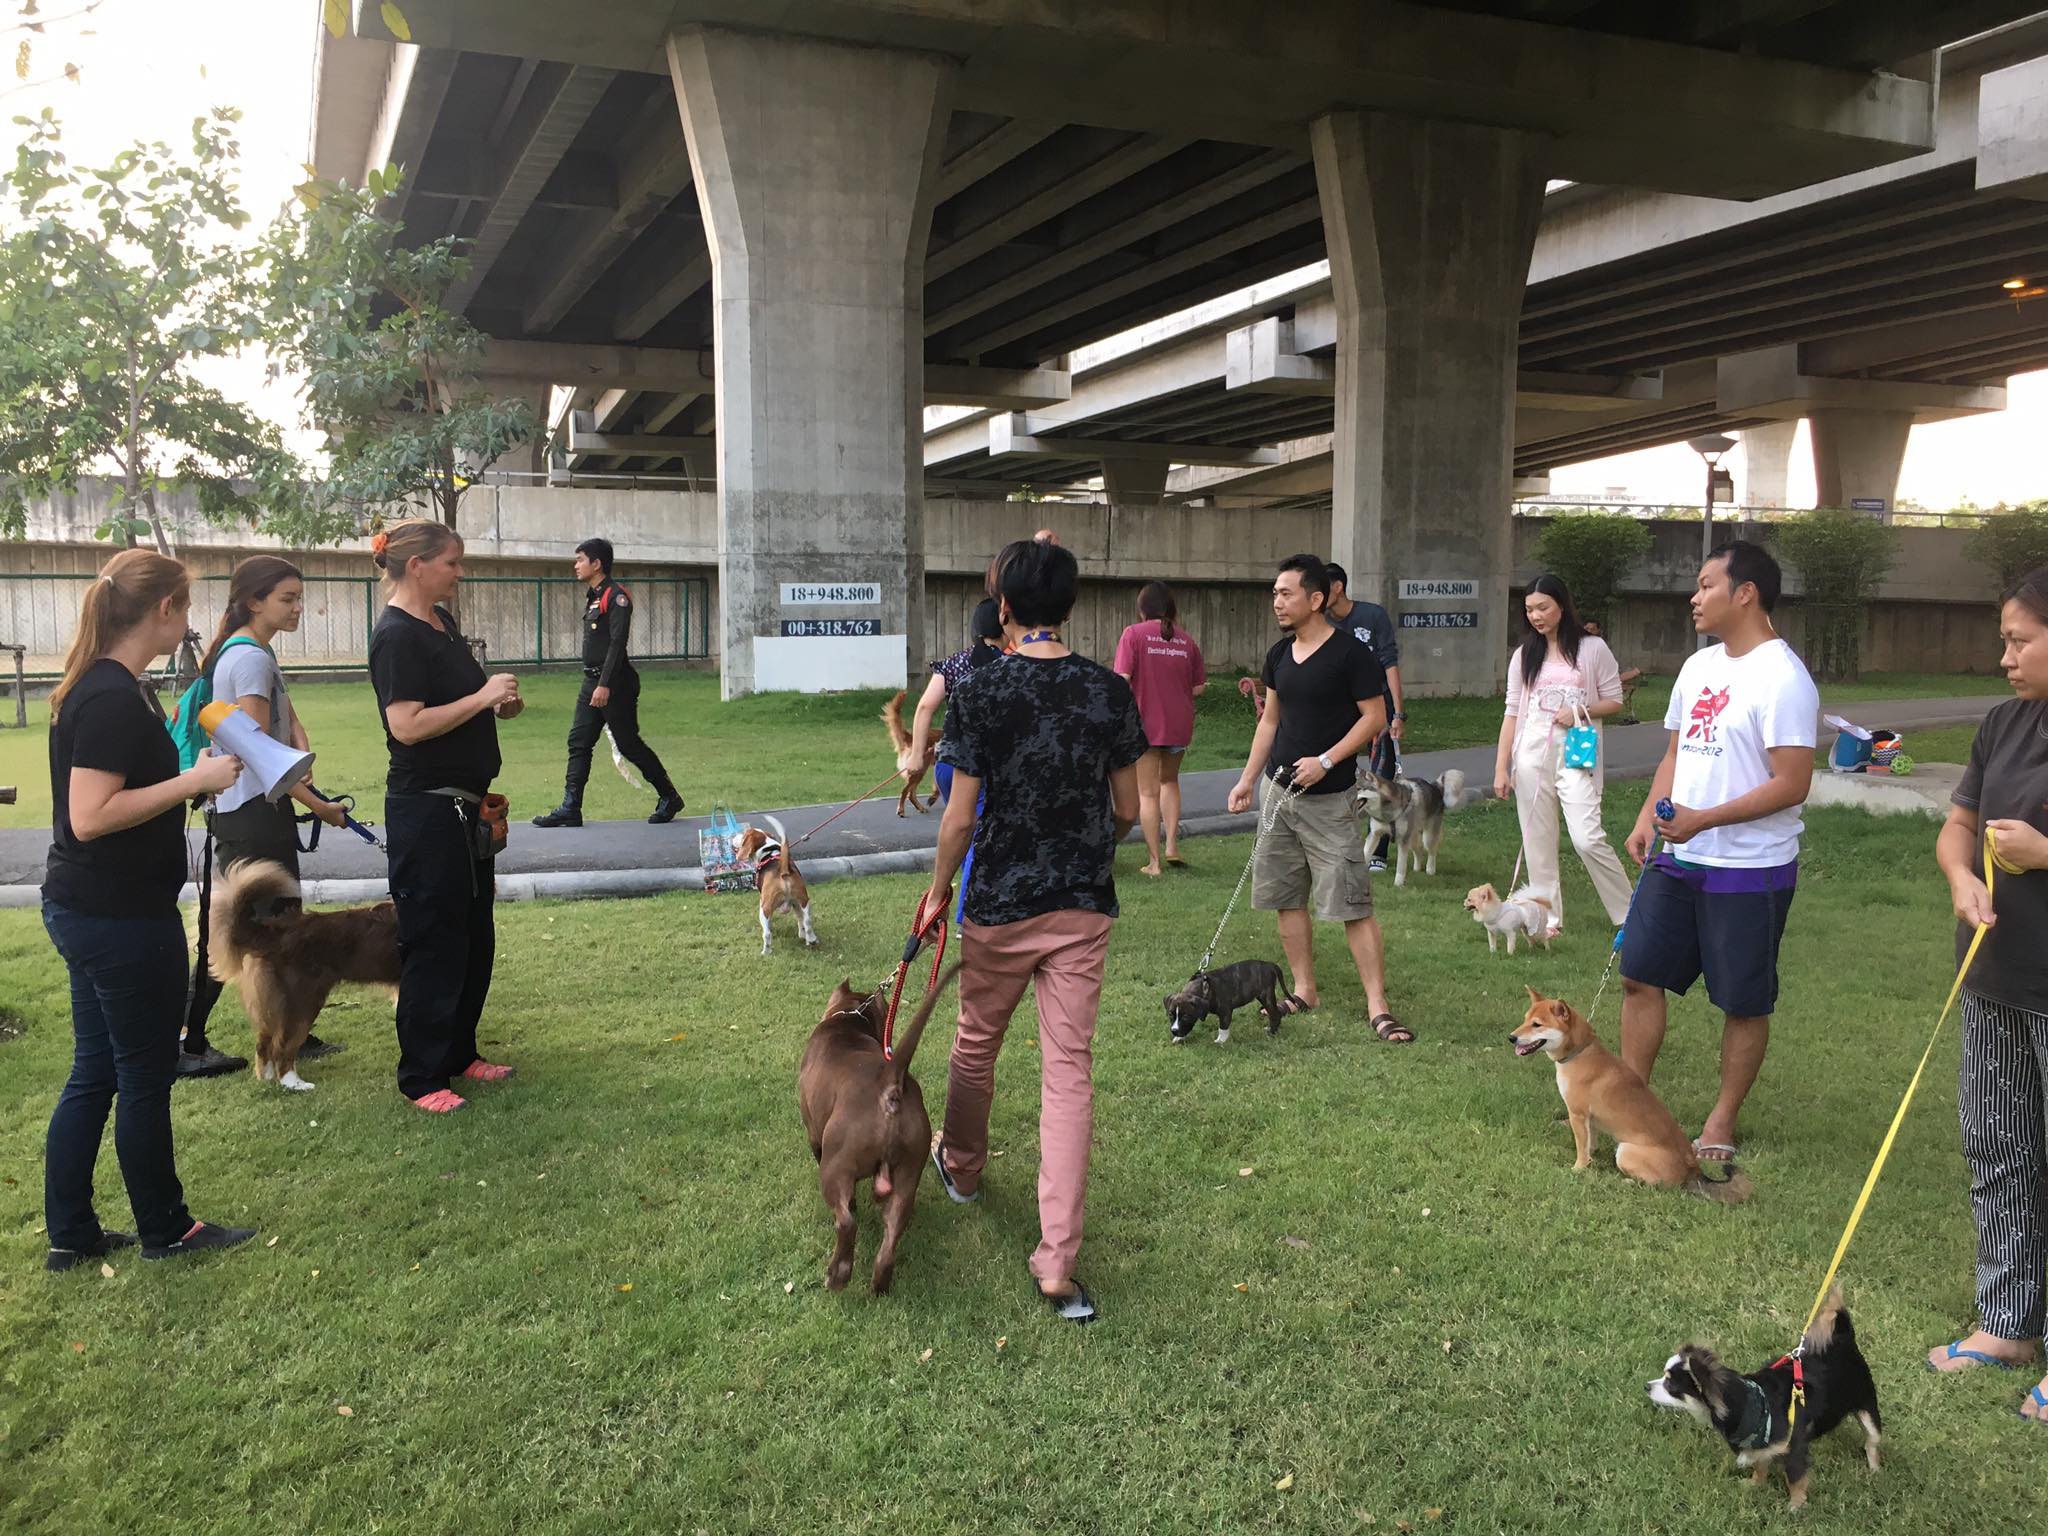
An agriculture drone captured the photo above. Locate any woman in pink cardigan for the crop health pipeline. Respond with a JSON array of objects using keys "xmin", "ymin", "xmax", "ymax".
[{"xmin": 1490, "ymin": 574, "xmax": 1633, "ymax": 937}]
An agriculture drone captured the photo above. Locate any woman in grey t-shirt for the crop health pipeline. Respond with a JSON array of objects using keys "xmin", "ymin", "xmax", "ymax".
[{"xmin": 181, "ymin": 557, "xmax": 351, "ymax": 1072}]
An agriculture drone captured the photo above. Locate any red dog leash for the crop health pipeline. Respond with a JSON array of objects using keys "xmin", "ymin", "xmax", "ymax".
[
  {"xmin": 788, "ymin": 764, "xmax": 913, "ymax": 851},
  {"xmin": 881, "ymin": 890, "xmax": 949, "ymax": 1061}
]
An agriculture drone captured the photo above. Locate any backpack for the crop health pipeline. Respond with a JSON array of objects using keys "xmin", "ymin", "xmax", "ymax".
[{"xmin": 166, "ymin": 635, "xmax": 268, "ymax": 771}]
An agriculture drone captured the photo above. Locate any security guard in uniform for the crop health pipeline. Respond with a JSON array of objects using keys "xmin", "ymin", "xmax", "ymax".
[{"xmin": 534, "ymin": 537, "xmax": 685, "ymax": 827}]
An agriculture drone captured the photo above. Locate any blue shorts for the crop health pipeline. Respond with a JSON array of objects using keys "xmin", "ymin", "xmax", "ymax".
[{"xmin": 1619, "ymin": 856, "xmax": 1797, "ymax": 1019}]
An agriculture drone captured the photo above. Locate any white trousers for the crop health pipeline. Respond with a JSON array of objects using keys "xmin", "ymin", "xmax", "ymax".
[{"xmin": 1512, "ymin": 725, "xmax": 1634, "ymax": 929}]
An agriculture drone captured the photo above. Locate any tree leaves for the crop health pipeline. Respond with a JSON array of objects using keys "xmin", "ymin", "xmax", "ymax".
[
  {"xmin": 380, "ymin": 3, "xmax": 411, "ymax": 42},
  {"xmin": 321, "ymin": 0, "xmax": 346, "ymax": 38}
]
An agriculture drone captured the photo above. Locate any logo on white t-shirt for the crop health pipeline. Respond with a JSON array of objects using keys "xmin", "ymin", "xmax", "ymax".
[{"xmin": 1685, "ymin": 686, "xmax": 1731, "ymax": 746}]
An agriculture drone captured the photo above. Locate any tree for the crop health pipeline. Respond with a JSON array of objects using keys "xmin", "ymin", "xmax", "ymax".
[
  {"xmin": 1531, "ymin": 511, "xmax": 1653, "ymax": 624},
  {"xmin": 1772, "ymin": 506, "xmax": 1899, "ymax": 682},
  {"xmin": 0, "ymin": 106, "xmax": 303, "ymax": 551},
  {"xmin": 1964, "ymin": 499, "xmax": 2048, "ymax": 590},
  {"xmin": 259, "ymin": 170, "xmax": 533, "ymax": 539}
]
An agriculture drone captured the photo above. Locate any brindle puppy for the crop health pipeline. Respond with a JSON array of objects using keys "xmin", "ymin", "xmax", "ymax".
[{"xmin": 1162, "ymin": 960, "xmax": 1287, "ymax": 1044}]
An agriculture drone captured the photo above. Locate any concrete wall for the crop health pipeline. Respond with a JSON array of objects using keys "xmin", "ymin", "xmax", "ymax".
[
  {"xmin": 3, "ymin": 482, "xmax": 2007, "ymax": 682},
  {"xmin": 1511, "ymin": 515, "xmax": 2005, "ymax": 675}
]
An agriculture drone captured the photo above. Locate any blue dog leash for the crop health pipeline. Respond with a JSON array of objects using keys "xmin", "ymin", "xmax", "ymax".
[{"xmin": 304, "ymin": 783, "xmax": 386, "ymax": 854}]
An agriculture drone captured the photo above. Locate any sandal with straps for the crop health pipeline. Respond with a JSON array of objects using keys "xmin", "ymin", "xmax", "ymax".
[{"xmin": 1371, "ymin": 1013, "xmax": 1414, "ymax": 1044}]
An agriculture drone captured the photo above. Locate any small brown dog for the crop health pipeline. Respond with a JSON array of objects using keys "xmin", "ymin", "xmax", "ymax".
[
  {"xmin": 208, "ymin": 859, "xmax": 401, "ymax": 1091},
  {"xmin": 732, "ymin": 815, "xmax": 818, "ymax": 955},
  {"xmin": 1462, "ymin": 883, "xmax": 1554, "ymax": 954},
  {"xmin": 1509, "ymin": 987, "xmax": 1751, "ymax": 1204},
  {"xmin": 881, "ymin": 691, "xmax": 938, "ymax": 817},
  {"xmin": 798, "ymin": 964, "xmax": 961, "ymax": 1293}
]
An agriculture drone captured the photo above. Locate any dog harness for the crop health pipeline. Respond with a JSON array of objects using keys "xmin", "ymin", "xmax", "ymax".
[
  {"xmin": 1732, "ymin": 1377, "xmax": 1776, "ymax": 1451},
  {"xmin": 752, "ymin": 839, "xmax": 783, "ymax": 876}
]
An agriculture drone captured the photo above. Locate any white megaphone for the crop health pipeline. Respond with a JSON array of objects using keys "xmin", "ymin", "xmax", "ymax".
[{"xmin": 197, "ymin": 699, "xmax": 314, "ymax": 802}]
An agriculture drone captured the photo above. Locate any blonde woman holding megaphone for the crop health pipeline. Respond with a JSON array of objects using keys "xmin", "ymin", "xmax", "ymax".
[
  {"xmin": 179, "ymin": 555, "xmax": 353, "ymax": 1076},
  {"xmin": 40, "ymin": 549, "xmax": 259, "ymax": 1271},
  {"xmin": 368, "ymin": 520, "xmax": 522, "ymax": 1114}
]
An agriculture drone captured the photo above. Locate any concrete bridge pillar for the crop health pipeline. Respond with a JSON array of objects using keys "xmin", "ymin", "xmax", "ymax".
[
  {"xmin": 667, "ymin": 27, "xmax": 954, "ymax": 697},
  {"xmin": 1739, "ymin": 420, "xmax": 1798, "ymax": 509},
  {"xmin": 1311, "ymin": 110, "xmax": 1547, "ymax": 696},
  {"xmin": 1808, "ymin": 407, "xmax": 1912, "ymax": 514}
]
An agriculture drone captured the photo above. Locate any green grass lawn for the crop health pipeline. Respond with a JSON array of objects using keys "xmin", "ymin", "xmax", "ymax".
[
  {"xmin": 0, "ymin": 791, "xmax": 2034, "ymax": 1533},
  {"xmin": 0, "ymin": 669, "xmax": 2008, "ymax": 830}
]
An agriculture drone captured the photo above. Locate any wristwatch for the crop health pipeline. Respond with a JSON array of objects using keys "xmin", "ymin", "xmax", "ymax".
[
  {"xmin": 1318, "ymin": 753, "xmax": 1334, "ymax": 771},
  {"xmin": 1392, "ymin": 711, "xmax": 1408, "ymax": 721}
]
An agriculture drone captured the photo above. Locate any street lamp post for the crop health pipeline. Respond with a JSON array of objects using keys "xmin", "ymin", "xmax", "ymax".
[{"xmin": 1687, "ymin": 432, "xmax": 1737, "ymax": 650}]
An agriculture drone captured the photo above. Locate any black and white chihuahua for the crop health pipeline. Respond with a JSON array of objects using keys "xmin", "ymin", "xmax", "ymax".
[{"xmin": 1645, "ymin": 1284, "xmax": 1882, "ymax": 1510}]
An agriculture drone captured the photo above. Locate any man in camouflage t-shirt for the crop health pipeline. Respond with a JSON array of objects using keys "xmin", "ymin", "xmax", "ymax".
[{"xmin": 926, "ymin": 539, "xmax": 1145, "ymax": 1324}]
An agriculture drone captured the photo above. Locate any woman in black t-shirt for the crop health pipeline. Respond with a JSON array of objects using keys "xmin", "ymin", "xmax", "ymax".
[
  {"xmin": 1929, "ymin": 567, "xmax": 2048, "ymax": 1419},
  {"xmin": 41, "ymin": 550, "xmax": 257, "ymax": 1270},
  {"xmin": 367, "ymin": 521, "xmax": 523, "ymax": 1113}
]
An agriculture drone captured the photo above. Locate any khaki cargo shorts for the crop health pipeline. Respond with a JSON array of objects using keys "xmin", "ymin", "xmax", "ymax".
[{"xmin": 1250, "ymin": 776, "xmax": 1374, "ymax": 922}]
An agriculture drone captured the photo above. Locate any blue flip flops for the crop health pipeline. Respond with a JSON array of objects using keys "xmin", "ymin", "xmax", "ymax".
[
  {"xmin": 2021, "ymin": 1385, "xmax": 2048, "ymax": 1424},
  {"xmin": 1929, "ymin": 1340, "xmax": 2020, "ymax": 1372}
]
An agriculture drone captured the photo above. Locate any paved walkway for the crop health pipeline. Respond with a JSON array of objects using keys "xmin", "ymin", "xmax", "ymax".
[{"xmin": 0, "ymin": 692, "xmax": 1995, "ymax": 896}]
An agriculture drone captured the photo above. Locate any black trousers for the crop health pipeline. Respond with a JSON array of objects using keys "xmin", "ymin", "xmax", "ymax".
[
  {"xmin": 385, "ymin": 791, "xmax": 495, "ymax": 1099},
  {"xmin": 561, "ymin": 666, "xmax": 675, "ymax": 805}
]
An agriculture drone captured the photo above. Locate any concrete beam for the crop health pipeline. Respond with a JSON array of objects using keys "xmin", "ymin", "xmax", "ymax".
[
  {"xmin": 480, "ymin": 340, "xmax": 715, "ymax": 394},
  {"xmin": 1976, "ymin": 55, "xmax": 2048, "ymax": 200},
  {"xmin": 955, "ymin": 196, "xmax": 1322, "ymax": 357},
  {"xmin": 444, "ymin": 65, "xmax": 618, "ymax": 313},
  {"xmin": 989, "ymin": 413, "xmax": 1279, "ymax": 468},
  {"xmin": 1799, "ymin": 302, "xmax": 2048, "ymax": 376},
  {"xmin": 615, "ymin": 252, "xmax": 713, "ymax": 341},
  {"xmin": 932, "ymin": 117, "xmax": 1058, "ymax": 204},
  {"xmin": 1515, "ymin": 370, "xmax": 1665, "ymax": 411},
  {"xmin": 924, "ymin": 365, "xmax": 1071, "ymax": 408},
  {"xmin": 412, "ymin": 144, "xmax": 616, "ymax": 210},
  {"xmin": 924, "ymin": 146, "xmax": 1299, "ymax": 337},
  {"xmin": 1226, "ymin": 318, "xmax": 1335, "ymax": 396},
  {"xmin": 926, "ymin": 133, "xmax": 1188, "ymax": 283},
  {"xmin": 364, "ymin": 45, "xmax": 455, "ymax": 221},
  {"xmin": 566, "ymin": 415, "xmax": 716, "ymax": 461},
  {"xmin": 523, "ymin": 105, "xmax": 695, "ymax": 334},
  {"xmin": 1717, "ymin": 345, "xmax": 2006, "ymax": 422},
  {"xmin": 372, "ymin": 0, "xmax": 1939, "ymax": 197}
]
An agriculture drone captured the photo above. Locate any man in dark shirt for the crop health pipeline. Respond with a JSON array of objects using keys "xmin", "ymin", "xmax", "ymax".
[
  {"xmin": 1324, "ymin": 562, "xmax": 1405, "ymax": 871},
  {"xmin": 925, "ymin": 538, "xmax": 1145, "ymax": 1325},
  {"xmin": 1227, "ymin": 553, "xmax": 1409, "ymax": 1042},
  {"xmin": 535, "ymin": 538, "xmax": 684, "ymax": 828}
]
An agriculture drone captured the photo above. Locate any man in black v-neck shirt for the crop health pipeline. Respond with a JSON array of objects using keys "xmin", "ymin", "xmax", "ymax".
[{"xmin": 1227, "ymin": 554, "xmax": 1409, "ymax": 1042}]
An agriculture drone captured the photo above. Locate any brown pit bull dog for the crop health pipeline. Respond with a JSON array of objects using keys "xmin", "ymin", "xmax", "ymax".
[{"xmin": 798, "ymin": 963, "xmax": 961, "ymax": 1294}]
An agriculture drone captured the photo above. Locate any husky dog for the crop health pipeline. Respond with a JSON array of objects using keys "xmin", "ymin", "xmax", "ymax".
[{"xmin": 1354, "ymin": 769, "xmax": 1473, "ymax": 886}]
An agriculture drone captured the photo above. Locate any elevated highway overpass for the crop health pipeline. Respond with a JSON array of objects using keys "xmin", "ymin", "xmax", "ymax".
[{"xmin": 311, "ymin": 0, "xmax": 2044, "ymax": 694}]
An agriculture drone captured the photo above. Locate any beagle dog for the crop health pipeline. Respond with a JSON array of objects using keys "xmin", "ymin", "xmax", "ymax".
[{"xmin": 733, "ymin": 815, "xmax": 819, "ymax": 955}]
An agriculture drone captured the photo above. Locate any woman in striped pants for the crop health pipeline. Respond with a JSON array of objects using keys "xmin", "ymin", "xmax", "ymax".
[{"xmin": 1929, "ymin": 567, "xmax": 2048, "ymax": 1425}]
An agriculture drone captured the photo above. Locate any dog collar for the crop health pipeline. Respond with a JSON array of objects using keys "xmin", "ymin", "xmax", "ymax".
[
  {"xmin": 1553, "ymin": 1041, "xmax": 1594, "ymax": 1065},
  {"xmin": 753, "ymin": 840, "xmax": 782, "ymax": 872}
]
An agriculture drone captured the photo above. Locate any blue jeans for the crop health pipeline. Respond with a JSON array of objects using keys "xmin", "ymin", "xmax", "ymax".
[
  {"xmin": 41, "ymin": 900, "xmax": 194, "ymax": 1251},
  {"xmin": 932, "ymin": 762, "xmax": 984, "ymax": 923}
]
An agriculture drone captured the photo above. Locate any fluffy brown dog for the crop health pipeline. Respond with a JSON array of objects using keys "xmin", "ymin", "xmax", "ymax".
[
  {"xmin": 1509, "ymin": 986, "xmax": 1752, "ymax": 1204},
  {"xmin": 208, "ymin": 859, "xmax": 400, "ymax": 1091},
  {"xmin": 798, "ymin": 964, "xmax": 960, "ymax": 1294},
  {"xmin": 881, "ymin": 690, "xmax": 938, "ymax": 817}
]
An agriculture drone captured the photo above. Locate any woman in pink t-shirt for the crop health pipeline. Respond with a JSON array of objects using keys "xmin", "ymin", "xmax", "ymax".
[
  {"xmin": 1113, "ymin": 582, "xmax": 1206, "ymax": 876},
  {"xmin": 1490, "ymin": 574, "xmax": 1632, "ymax": 935}
]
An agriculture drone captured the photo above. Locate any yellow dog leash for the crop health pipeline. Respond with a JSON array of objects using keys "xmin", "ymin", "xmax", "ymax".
[{"xmin": 1784, "ymin": 826, "xmax": 2003, "ymax": 1429}]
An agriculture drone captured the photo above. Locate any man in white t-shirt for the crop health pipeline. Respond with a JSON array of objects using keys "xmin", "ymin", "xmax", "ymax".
[{"xmin": 1619, "ymin": 540, "xmax": 1819, "ymax": 1165}]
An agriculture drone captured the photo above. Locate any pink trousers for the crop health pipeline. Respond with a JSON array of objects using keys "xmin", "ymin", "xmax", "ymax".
[{"xmin": 939, "ymin": 908, "xmax": 1113, "ymax": 1288}]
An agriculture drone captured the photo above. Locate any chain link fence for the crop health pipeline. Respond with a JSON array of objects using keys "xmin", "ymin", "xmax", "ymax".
[{"xmin": 0, "ymin": 573, "xmax": 712, "ymax": 680}]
